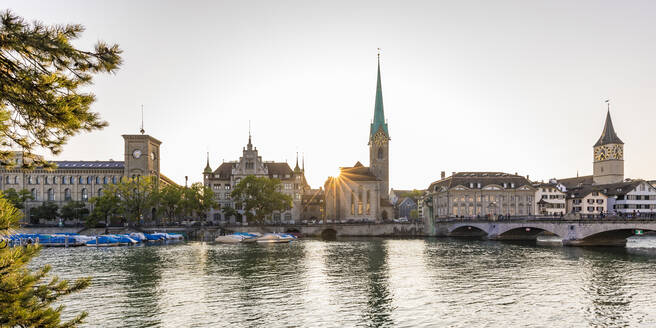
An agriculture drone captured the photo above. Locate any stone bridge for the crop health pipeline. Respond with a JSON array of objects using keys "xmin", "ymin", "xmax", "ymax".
[
  {"xmin": 226, "ymin": 223, "xmax": 424, "ymax": 239},
  {"xmin": 429, "ymin": 217, "xmax": 656, "ymax": 246}
]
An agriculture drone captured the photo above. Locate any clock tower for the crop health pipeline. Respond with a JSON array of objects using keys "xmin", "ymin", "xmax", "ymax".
[
  {"xmin": 593, "ymin": 109, "xmax": 624, "ymax": 185},
  {"xmin": 123, "ymin": 134, "xmax": 161, "ymax": 180},
  {"xmin": 369, "ymin": 53, "xmax": 390, "ymax": 197}
]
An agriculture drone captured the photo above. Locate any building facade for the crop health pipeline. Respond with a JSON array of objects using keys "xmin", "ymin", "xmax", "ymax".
[
  {"xmin": 203, "ymin": 135, "xmax": 309, "ymax": 224},
  {"xmin": 534, "ymin": 182, "xmax": 566, "ymax": 215},
  {"xmin": 0, "ymin": 133, "xmax": 169, "ymax": 223},
  {"xmin": 427, "ymin": 172, "xmax": 536, "ymax": 219},
  {"xmin": 566, "ymin": 189, "xmax": 607, "ymax": 216},
  {"xmin": 324, "ymin": 55, "xmax": 393, "ymax": 222}
]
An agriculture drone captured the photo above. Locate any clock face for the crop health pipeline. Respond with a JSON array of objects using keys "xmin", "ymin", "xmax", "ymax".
[
  {"xmin": 132, "ymin": 150, "xmax": 142, "ymax": 159},
  {"xmin": 372, "ymin": 130, "xmax": 389, "ymax": 146}
]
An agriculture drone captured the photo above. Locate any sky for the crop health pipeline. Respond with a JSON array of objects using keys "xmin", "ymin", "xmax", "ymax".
[{"xmin": 4, "ymin": 0, "xmax": 656, "ymax": 189}]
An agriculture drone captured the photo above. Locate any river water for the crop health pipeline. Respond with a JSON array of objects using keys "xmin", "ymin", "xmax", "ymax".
[{"xmin": 31, "ymin": 236, "xmax": 656, "ymax": 327}]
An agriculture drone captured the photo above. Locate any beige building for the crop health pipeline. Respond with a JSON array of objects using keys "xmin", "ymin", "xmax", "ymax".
[
  {"xmin": 0, "ymin": 133, "xmax": 172, "ymax": 224},
  {"xmin": 534, "ymin": 182, "xmax": 567, "ymax": 215},
  {"xmin": 566, "ymin": 188, "xmax": 607, "ymax": 216},
  {"xmin": 324, "ymin": 55, "xmax": 393, "ymax": 222},
  {"xmin": 203, "ymin": 134, "xmax": 309, "ymax": 224},
  {"xmin": 427, "ymin": 172, "xmax": 536, "ymax": 219}
]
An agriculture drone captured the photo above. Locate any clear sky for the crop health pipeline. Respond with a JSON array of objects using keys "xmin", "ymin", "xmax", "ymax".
[{"xmin": 5, "ymin": 0, "xmax": 656, "ymax": 189}]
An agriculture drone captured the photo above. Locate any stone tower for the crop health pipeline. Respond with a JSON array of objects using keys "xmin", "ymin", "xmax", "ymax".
[
  {"xmin": 123, "ymin": 134, "xmax": 161, "ymax": 180},
  {"xmin": 593, "ymin": 110, "xmax": 624, "ymax": 185},
  {"xmin": 369, "ymin": 53, "xmax": 390, "ymax": 197}
]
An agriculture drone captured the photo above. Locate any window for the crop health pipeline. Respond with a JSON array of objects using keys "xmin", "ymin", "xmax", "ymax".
[
  {"xmin": 47, "ymin": 188, "xmax": 54, "ymax": 201},
  {"xmin": 30, "ymin": 188, "xmax": 37, "ymax": 200},
  {"xmin": 44, "ymin": 176, "xmax": 49, "ymax": 185},
  {"xmin": 35, "ymin": 176, "xmax": 40, "ymax": 184},
  {"xmin": 81, "ymin": 188, "xmax": 88, "ymax": 201},
  {"xmin": 112, "ymin": 176, "xmax": 117, "ymax": 184},
  {"xmin": 13, "ymin": 176, "xmax": 18, "ymax": 184},
  {"xmin": 284, "ymin": 213, "xmax": 292, "ymax": 222},
  {"xmin": 28, "ymin": 176, "xmax": 33, "ymax": 184},
  {"xmin": 4, "ymin": 176, "xmax": 9, "ymax": 184},
  {"xmin": 377, "ymin": 147, "xmax": 384, "ymax": 159},
  {"xmin": 97, "ymin": 188, "xmax": 103, "ymax": 197},
  {"xmin": 103, "ymin": 177, "xmax": 108, "ymax": 184},
  {"xmin": 64, "ymin": 188, "xmax": 71, "ymax": 201},
  {"xmin": 79, "ymin": 176, "xmax": 84, "ymax": 184},
  {"xmin": 69, "ymin": 176, "xmax": 74, "ymax": 184},
  {"xmin": 366, "ymin": 190, "xmax": 371, "ymax": 215}
]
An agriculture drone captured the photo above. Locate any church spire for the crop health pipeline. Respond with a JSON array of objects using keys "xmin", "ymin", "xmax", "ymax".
[
  {"xmin": 203, "ymin": 152, "xmax": 212, "ymax": 174},
  {"xmin": 247, "ymin": 120, "xmax": 253, "ymax": 150},
  {"xmin": 594, "ymin": 101, "xmax": 623, "ymax": 147},
  {"xmin": 294, "ymin": 152, "xmax": 301, "ymax": 173},
  {"xmin": 370, "ymin": 49, "xmax": 389, "ymax": 142}
]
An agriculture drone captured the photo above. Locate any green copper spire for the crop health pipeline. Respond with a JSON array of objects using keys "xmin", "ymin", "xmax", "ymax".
[
  {"xmin": 203, "ymin": 152, "xmax": 212, "ymax": 174},
  {"xmin": 370, "ymin": 50, "xmax": 389, "ymax": 141}
]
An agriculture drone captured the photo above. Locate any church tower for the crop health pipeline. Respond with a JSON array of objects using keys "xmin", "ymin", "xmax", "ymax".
[
  {"xmin": 593, "ymin": 108, "xmax": 624, "ymax": 185},
  {"xmin": 369, "ymin": 52, "xmax": 390, "ymax": 197}
]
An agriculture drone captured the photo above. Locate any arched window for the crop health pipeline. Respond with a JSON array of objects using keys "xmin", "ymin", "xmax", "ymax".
[
  {"xmin": 35, "ymin": 176, "xmax": 40, "ymax": 184},
  {"xmin": 5, "ymin": 176, "xmax": 9, "ymax": 184},
  {"xmin": 64, "ymin": 188, "xmax": 71, "ymax": 201},
  {"xmin": 30, "ymin": 188, "xmax": 37, "ymax": 200},
  {"xmin": 13, "ymin": 176, "xmax": 18, "ymax": 184},
  {"xmin": 284, "ymin": 213, "xmax": 292, "ymax": 222},
  {"xmin": 69, "ymin": 176, "xmax": 74, "ymax": 185},
  {"xmin": 103, "ymin": 177, "xmax": 108, "ymax": 184},
  {"xmin": 79, "ymin": 176, "xmax": 84, "ymax": 184},
  {"xmin": 47, "ymin": 188, "xmax": 54, "ymax": 201},
  {"xmin": 97, "ymin": 188, "xmax": 103, "ymax": 197},
  {"xmin": 351, "ymin": 193, "xmax": 355, "ymax": 215},
  {"xmin": 377, "ymin": 147, "xmax": 384, "ymax": 159},
  {"xmin": 111, "ymin": 176, "xmax": 117, "ymax": 184},
  {"xmin": 28, "ymin": 176, "xmax": 33, "ymax": 184},
  {"xmin": 87, "ymin": 176, "xmax": 92, "ymax": 184},
  {"xmin": 62, "ymin": 176, "xmax": 67, "ymax": 185},
  {"xmin": 53, "ymin": 176, "xmax": 57, "ymax": 185},
  {"xmin": 95, "ymin": 176, "xmax": 100, "ymax": 184},
  {"xmin": 81, "ymin": 188, "xmax": 88, "ymax": 201},
  {"xmin": 366, "ymin": 190, "xmax": 371, "ymax": 215},
  {"xmin": 44, "ymin": 176, "xmax": 49, "ymax": 185}
]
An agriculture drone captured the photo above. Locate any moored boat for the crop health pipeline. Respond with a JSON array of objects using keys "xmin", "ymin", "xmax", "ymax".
[
  {"xmin": 85, "ymin": 236, "xmax": 120, "ymax": 247},
  {"xmin": 256, "ymin": 233, "xmax": 293, "ymax": 243}
]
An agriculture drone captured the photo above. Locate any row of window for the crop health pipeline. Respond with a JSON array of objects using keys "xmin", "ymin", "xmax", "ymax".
[
  {"xmin": 572, "ymin": 206, "xmax": 604, "ymax": 213},
  {"xmin": 451, "ymin": 205, "xmax": 532, "ymax": 216},
  {"xmin": 541, "ymin": 194, "xmax": 566, "ymax": 200},
  {"xmin": 5, "ymin": 175, "xmax": 118, "ymax": 186},
  {"xmin": 614, "ymin": 204, "xmax": 654, "ymax": 209},
  {"xmin": 29, "ymin": 188, "xmax": 103, "ymax": 202}
]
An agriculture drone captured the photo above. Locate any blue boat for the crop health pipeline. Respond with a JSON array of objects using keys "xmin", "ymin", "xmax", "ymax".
[{"xmin": 86, "ymin": 236, "xmax": 120, "ymax": 247}]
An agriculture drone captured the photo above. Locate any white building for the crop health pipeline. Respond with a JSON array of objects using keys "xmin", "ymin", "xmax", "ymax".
[{"xmin": 534, "ymin": 182, "xmax": 567, "ymax": 216}]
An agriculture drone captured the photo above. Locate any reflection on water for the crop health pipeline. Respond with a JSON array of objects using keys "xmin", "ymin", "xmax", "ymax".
[{"xmin": 31, "ymin": 237, "xmax": 656, "ymax": 328}]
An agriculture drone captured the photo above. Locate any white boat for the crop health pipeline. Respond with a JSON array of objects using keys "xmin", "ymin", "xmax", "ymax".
[
  {"xmin": 256, "ymin": 233, "xmax": 293, "ymax": 243},
  {"xmin": 215, "ymin": 234, "xmax": 248, "ymax": 243}
]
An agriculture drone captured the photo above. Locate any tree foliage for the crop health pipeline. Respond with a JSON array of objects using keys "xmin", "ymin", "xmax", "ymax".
[
  {"xmin": 89, "ymin": 189, "xmax": 120, "ymax": 228},
  {"xmin": 104, "ymin": 176, "xmax": 158, "ymax": 224},
  {"xmin": 1, "ymin": 188, "xmax": 33, "ymax": 209},
  {"xmin": 0, "ymin": 196, "xmax": 91, "ymax": 327},
  {"xmin": 181, "ymin": 183, "xmax": 218, "ymax": 220},
  {"xmin": 0, "ymin": 10, "xmax": 121, "ymax": 327},
  {"xmin": 230, "ymin": 175, "xmax": 292, "ymax": 224},
  {"xmin": 0, "ymin": 10, "xmax": 122, "ymax": 169},
  {"xmin": 30, "ymin": 202, "xmax": 59, "ymax": 222}
]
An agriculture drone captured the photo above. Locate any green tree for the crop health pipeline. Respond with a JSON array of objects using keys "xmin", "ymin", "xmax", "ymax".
[
  {"xmin": 230, "ymin": 175, "xmax": 292, "ymax": 224},
  {"xmin": 158, "ymin": 184, "xmax": 183, "ymax": 223},
  {"xmin": 89, "ymin": 190, "xmax": 120, "ymax": 228},
  {"xmin": 60, "ymin": 201, "xmax": 89, "ymax": 226},
  {"xmin": 182, "ymin": 183, "xmax": 218, "ymax": 223},
  {"xmin": 0, "ymin": 196, "xmax": 91, "ymax": 327},
  {"xmin": 30, "ymin": 202, "xmax": 59, "ymax": 223},
  {"xmin": 1, "ymin": 188, "xmax": 33, "ymax": 209},
  {"xmin": 0, "ymin": 10, "xmax": 121, "ymax": 327},
  {"xmin": 106, "ymin": 176, "xmax": 158, "ymax": 224}
]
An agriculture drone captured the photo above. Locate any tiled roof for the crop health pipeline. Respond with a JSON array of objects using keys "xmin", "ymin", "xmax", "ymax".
[
  {"xmin": 211, "ymin": 162, "xmax": 294, "ymax": 180},
  {"xmin": 557, "ymin": 175, "xmax": 594, "ymax": 189},
  {"xmin": 265, "ymin": 162, "xmax": 293, "ymax": 176},
  {"xmin": 429, "ymin": 172, "xmax": 533, "ymax": 191},
  {"xmin": 213, "ymin": 163, "xmax": 234, "ymax": 179},
  {"xmin": 338, "ymin": 165, "xmax": 380, "ymax": 181},
  {"xmin": 53, "ymin": 161, "xmax": 124, "ymax": 169}
]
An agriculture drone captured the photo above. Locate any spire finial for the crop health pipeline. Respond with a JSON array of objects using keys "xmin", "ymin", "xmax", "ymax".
[
  {"xmin": 140, "ymin": 105, "xmax": 145, "ymax": 135},
  {"xmin": 605, "ymin": 99, "xmax": 610, "ymax": 112},
  {"xmin": 247, "ymin": 120, "xmax": 253, "ymax": 149},
  {"xmin": 302, "ymin": 152, "xmax": 305, "ymax": 171}
]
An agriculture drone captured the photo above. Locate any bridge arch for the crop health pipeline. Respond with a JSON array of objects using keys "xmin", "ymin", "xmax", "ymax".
[
  {"xmin": 321, "ymin": 228, "xmax": 337, "ymax": 240},
  {"xmin": 495, "ymin": 226, "xmax": 561, "ymax": 240},
  {"xmin": 448, "ymin": 224, "xmax": 488, "ymax": 237},
  {"xmin": 571, "ymin": 226, "xmax": 656, "ymax": 247}
]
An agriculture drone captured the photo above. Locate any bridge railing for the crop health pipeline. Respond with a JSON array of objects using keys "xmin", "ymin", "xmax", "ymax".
[{"xmin": 437, "ymin": 213, "xmax": 656, "ymax": 223}]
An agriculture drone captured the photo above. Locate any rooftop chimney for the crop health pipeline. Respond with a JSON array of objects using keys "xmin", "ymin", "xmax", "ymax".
[
  {"xmin": 452, "ymin": 172, "xmax": 456, "ymax": 177},
  {"xmin": 441, "ymin": 171, "xmax": 446, "ymax": 179}
]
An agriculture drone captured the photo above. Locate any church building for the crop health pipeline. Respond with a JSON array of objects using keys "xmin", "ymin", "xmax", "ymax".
[{"xmin": 324, "ymin": 55, "xmax": 394, "ymax": 221}]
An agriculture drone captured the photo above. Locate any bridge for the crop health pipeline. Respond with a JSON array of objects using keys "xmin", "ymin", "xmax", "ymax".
[
  {"xmin": 224, "ymin": 222, "xmax": 424, "ymax": 239},
  {"xmin": 428, "ymin": 217, "xmax": 656, "ymax": 246}
]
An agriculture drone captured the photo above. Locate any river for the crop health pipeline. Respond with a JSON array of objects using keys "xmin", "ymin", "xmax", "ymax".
[{"xmin": 31, "ymin": 236, "xmax": 656, "ymax": 327}]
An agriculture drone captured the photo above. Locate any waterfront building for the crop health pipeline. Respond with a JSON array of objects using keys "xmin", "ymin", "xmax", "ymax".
[
  {"xmin": 301, "ymin": 188, "xmax": 325, "ymax": 222},
  {"xmin": 560, "ymin": 176, "xmax": 656, "ymax": 215},
  {"xmin": 396, "ymin": 196, "xmax": 418, "ymax": 219},
  {"xmin": 0, "ymin": 133, "xmax": 174, "ymax": 223},
  {"xmin": 533, "ymin": 182, "xmax": 566, "ymax": 215},
  {"xmin": 203, "ymin": 135, "xmax": 309, "ymax": 224},
  {"xmin": 564, "ymin": 185, "xmax": 607, "ymax": 216},
  {"xmin": 324, "ymin": 54, "xmax": 393, "ymax": 222},
  {"xmin": 427, "ymin": 172, "xmax": 535, "ymax": 219}
]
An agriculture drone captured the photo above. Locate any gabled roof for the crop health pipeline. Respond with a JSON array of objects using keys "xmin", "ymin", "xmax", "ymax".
[
  {"xmin": 264, "ymin": 162, "xmax": 293, "ymax": 177},
  {"xmin": 213, "ymin": 162, "xmax": 235, "ymax": 179},
  {"xmin": 594, "ymin": 110, "xmax": 623, "ymax": 146},
  {"xmin": 558, "ymin": 175, "xmax": 594, "ymax": 189}
]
